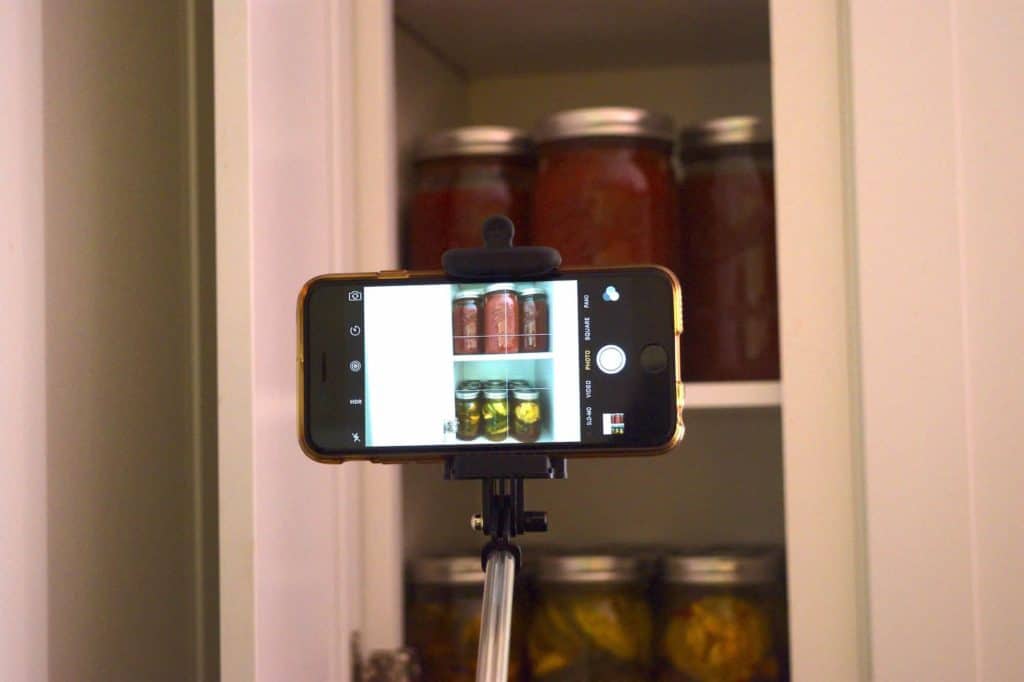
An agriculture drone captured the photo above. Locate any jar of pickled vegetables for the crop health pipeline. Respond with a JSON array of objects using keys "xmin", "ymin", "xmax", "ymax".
[
  {"xmin": 518, "ymin": 287, "xmax": 549, "ymax": 352},
  {"xmin": 532, "ymin": 107, "xmax": 678, "ymax": 270},
  {"xmin": 511, "ymin": 389, "xmax": 542, "ymax": 443},
  {"xmin": 454, "ymin": 389, "xmax": 482, "ymax": 441},
  {"xmin": 657, "ymin": 548, "xmax": 786, "ymax": 682},
  {"xmin": 481, "ymin": 390, "xmax": 509, "ymax": 442},
  {"xmin": 407, "ymin": 126, "xmax": 535, "ymax": 269},
  {"xmin": 406, "ymin": 557, "xmax": 526, "ymax": 682},
  {"xmin": 529, "ymin": 555, "xmax": 654, "ymax": 681},
  {"xmin": 452, "ymin": 290, "xmax": 483, "ymax": 355},
  {"xmin": 484, "ymin": 283, "xmax": 519, "ymax": 354},
  {"xmin": 484, "ymin": 379, "xmax": 509, "ymax": 394},
  {"xmin": 678, "ymin": 116, "xmax": 778, "ymax": 381}
]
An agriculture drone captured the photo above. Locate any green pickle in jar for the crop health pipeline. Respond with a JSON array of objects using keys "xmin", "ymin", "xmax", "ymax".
[
  {"xmin": 481, "ymin": 389, "xmax": 509, "ymax": 441},
  {"xmin": 511, "ymin": 389, "xmax": 542, "ymax": 442},
  {"xmin": 454, "ymin": 389, "xmax": 482, "ymax": 441},
  {"xmin": 407, "ymin": 557, "xmax": 526, "ymax": 682},
  {"xmin": 529, "ymin": 555, "xmax": 653, "ymax": 681},
  {"xmin": 657, "ymin": 549, "xmax": 786, "ymax": 682}
]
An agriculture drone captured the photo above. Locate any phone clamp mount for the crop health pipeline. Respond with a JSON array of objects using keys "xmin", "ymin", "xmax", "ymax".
[{"xmin": 442, "ymin": 215, "xmax": 565, "ymax": 682}]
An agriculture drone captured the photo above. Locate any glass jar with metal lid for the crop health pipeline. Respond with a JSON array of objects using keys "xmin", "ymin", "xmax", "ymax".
[
  {"xmin": 454, "ymin": 389, "xmax": 482, "ymax": 441},
  {"xmin": 528, "ymin": 555, "xmax": 654, "ymax": 680},
  {"xmin": 531, "ymin": 107, "xmax": 678, "ymax": 270},
  {"xmin": 511, "ymin": 388, "xmax": 542, "ymax": 442},
  {"xmin": 677, "ymin": 116, "xmax": 779, "ymax": 381},
  {"xmin": 407, "ymin": 126, "xmax": 535, "ymax": 269},
  {"xmin": 481, "ymin": 389, "xmax": 510, "ymax": 441},
  {"xmin": 406, "ymin": 557, "xmax": 526, "ymax": 682},
  {"xmin": 518, "ymin": 287, "xmax": 549, "ymax": 352},
  {"xmin": 452, "ymin": 290, "xmax": 483, "ymax": 355},
  {"xmin": 657, "ymin": 548, "xmax": 786, "ymax": 682},
  {"xmin": 483, "ymin": 283, "xmax": 520, "ymax": 354}
]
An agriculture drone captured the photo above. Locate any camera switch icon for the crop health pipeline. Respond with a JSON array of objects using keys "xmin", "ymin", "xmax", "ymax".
[
  {"xmin": 349, "ymin": 325, "xmax": 361, "ymax": 336},
  {"xmin": 348, "ymin": 290, "xmax": 362, "ymax": 302}
]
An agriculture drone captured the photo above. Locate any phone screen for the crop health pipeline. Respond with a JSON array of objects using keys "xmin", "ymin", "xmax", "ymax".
[{"xmin": 302, "ymin": 267, "xmax": 680, "ymax": 458}]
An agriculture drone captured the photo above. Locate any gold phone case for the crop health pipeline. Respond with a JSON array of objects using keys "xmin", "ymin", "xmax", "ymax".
[{"xmin": 296, "ymin": 266, "xmax": 684, "ymax": 464}]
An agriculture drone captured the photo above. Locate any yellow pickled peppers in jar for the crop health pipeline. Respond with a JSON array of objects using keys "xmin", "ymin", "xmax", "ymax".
[
  {"xmin": 657, "ymin": 549, "xmax": 787, "ymax": 682},
  {"xmin": 528, "ymin": 555, "xmax": 653, "ymax": 681}
]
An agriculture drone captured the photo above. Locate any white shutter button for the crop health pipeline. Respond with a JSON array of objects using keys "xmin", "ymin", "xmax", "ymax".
[{"xmin": 596, "ymin": 345, "xmax": 627, "ymax": 374}]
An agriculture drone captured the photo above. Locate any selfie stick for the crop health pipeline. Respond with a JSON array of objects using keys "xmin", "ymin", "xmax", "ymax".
[{"xmin": 442, "ymin": 216, "xmax": 565, "ymax": 682}]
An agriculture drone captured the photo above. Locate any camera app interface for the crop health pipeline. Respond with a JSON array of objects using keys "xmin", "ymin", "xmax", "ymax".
[{"xmin": 332, "ymin": 277, "xmax": 641, "ymax": 449}]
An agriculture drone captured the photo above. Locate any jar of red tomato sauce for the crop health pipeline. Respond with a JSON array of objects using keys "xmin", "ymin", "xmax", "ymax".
[
  {"xmin": 483, "ymin": 283, "xmax": 519, "ymax": 354},
  {"xmin": 452, "ymin": 290, "xmax": 483, "ymax": 355},
  {"xmin": 531, "ymin": 107, "xmax": 677, "ymax": 269},
  {"xmin": 407, "ymin": 127, "xmax": 535, "ymax": 269},
  {"xmin": 678, "ymin": 116, "xmax": 779, "ymax": 381},
  {"xmin": 518, "ymin": 287, "xmax": 549, "ymax": 352}
]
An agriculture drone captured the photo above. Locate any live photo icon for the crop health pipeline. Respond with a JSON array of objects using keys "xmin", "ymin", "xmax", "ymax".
[{"xmin": 602, "ymin": 412, "xmax": 625, "ymax": 436}]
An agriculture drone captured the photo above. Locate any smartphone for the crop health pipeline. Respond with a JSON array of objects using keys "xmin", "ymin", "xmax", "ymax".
[{"xmin": 297, "ymin": 266, "xmax": 683, "ymax": 462}]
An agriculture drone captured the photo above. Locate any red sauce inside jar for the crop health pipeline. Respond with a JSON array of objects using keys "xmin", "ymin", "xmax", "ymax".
[
  {"xmin": 530, "ymin": 108, "xmax": 678, "ymax": 272},
  {"xmin": 678, "ymin": 118, "xmax": 778, "ymax": 381},
  {"xmin": 518, "ymin": 288, "xmax": 549, "ymax": 352},
  {"xmin": 406, "ymin": 127, "xmax": 535, "ymax": 270},
  {"xmin": 483, "ymin": 284, "xmax": 519, "ymax": 354},
  {"xmin": 452, "ymin": 291, "xmax": 482, "ymax": 355}
]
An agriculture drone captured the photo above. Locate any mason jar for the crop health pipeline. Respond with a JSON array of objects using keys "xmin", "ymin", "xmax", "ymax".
[
  {"xmin": 518, "ymin": 287, "xmax": 550, "ymax": 352},
  {"xmin": 481, "ymin": 389, "xmax": 510, "ymax": 442},
  {"xmin": 407, "ymin": 126, "xmax": 535, "ymax": 269},
  {"xmin": 528, "ymin": 555, "xmax": 654, "ymax": 681},
  {"xmin": 452, "ymin": 290, "xmax": 483, "ymax": 355},
  {"xmin": 532, "ymin": 107, "xmax": 678, "ymax": 271},
  {"xmin": 483, "ymin": 283, "xmax": 520, "ymax": 354},
  {"xmin": 454, "ymin": 389, "xmax": 482, "ymax": 441},
  {"xmin": 677, "ymin": 116, "xmax": 779, "ymax": 381},
  {"xmin": 657, "ymin": 548, "xmax": 787, "ymax": 682}
]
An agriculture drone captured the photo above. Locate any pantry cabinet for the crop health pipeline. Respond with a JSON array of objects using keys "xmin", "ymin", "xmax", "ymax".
[{"xmin": 214, "ymin": 1, "xmax": 1023, "ymax": 680}]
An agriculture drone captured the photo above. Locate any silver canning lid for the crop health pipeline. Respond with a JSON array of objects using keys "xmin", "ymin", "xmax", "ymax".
[
  {"xmin": 484, "ymin": 379, "xmax": 507, "ymax": 388},
  {"xmin": 484, "ymin": 389, "xmax": 508, "ymax": 400},
  {"xmin": 679, "ymin": 115, "xmax": 771, "ymax": 149},
  {"xmin": 512, "ymin": 389, "xmax": 540, "ymax": 400},
  {"xmin": 662, "ymin": 548, "xmax": 782, "ymax": 585},
  {"xmin": 409, "ymin": 556, "xmax": 485, "ymax": 585},
  {"xmin": 536, "ymin": 555, "xmax": 645, "ymax": 583},
  {"xmin": 536, "ymin": 107, "xmax": 674, "ymax": 144},
  {"xmin": 454, "ymin": 290, "xmax": 483, "ymax": 301},
  {"xmin": 508, "ymin": 380, "xmax": 530, "ymax": 388},
  {"xmin": 485, "ymin": 282, "xmax": 518, "ymax": 294},
  {"xmin": 455, "ymin": 389, "xmax": 481, "ymax": 400},
  {"xmin": 416, "ymin": 126, "xmax": 534, "ymax": 161},
  {"xmin": 518, "ymin": 287, "xmax": 546, "ymax": 297}
]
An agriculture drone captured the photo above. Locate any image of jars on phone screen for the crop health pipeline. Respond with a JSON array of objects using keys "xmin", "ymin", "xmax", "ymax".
[
  {"xmin": 483, "ymin": 283, "xmax": 519, "ymax": 354},
  {"xmin": 518, "ymin": 287, "xmax": 549, "ymax": 352},
  {"xmin": 452, "ymin": 290, "xmax": 483, "ymax": 355},
  {"xmin": 511, "ymin": 389, "xmax": 542, "ymax": 442},
  {"xmin": 454, "ymin": 389, "xmax": 482, "ymax": 441},
  {"xmin": 481, "ymin": 389, "xmax": 510, "ymax": 441}
]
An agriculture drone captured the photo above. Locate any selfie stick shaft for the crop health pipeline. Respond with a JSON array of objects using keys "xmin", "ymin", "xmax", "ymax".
[{"xmin": 476, "ymin": 549, "xmax": 516, "ymax": 682}]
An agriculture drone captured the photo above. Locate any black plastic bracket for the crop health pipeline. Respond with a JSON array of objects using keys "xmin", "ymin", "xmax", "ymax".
[
  {"xmin": 442, "ymin": 215, "xmax": 561, "ymax": 281},
  {"xmin": 441, "ymin": 215, "xmax": 566, "ymax": 572}
]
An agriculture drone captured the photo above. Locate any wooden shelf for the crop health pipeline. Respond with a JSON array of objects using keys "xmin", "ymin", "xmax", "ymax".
[
  {"xmin": 683, "ymin": 381, "xmax": 781, "ymax": 409},
  {"xmin": 453, "ymin": 351, "xmax": 554, "ymax": 362}
]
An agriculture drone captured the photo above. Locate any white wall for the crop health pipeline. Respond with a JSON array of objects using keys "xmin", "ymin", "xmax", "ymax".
[
  {"xmin": 848, "ymin": 1, "xmax": 1024, "ymax": 679},
  {"xmin": 952, "ymin": 3, "xmax": 1024, "ymax": 679}
]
